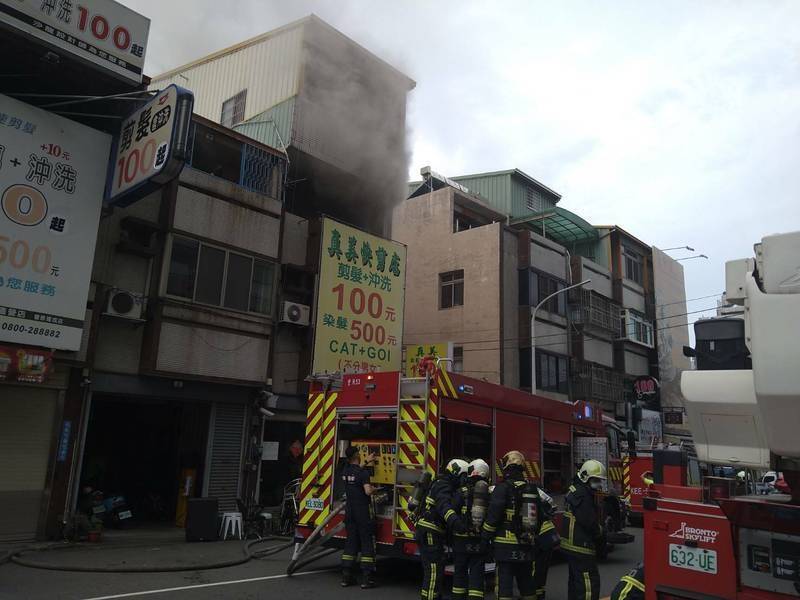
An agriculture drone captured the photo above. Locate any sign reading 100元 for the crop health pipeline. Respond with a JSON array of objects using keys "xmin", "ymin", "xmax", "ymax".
[{"xmin": 312, "ymin": 218, "xmax": 406, "ymax": 374}]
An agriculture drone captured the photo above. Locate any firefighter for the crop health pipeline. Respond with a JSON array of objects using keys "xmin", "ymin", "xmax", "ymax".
[
  {"xmin": 610, "ymin": 564, "xmax": 645, "ymax": 600},
  {"xmin": 451, "ymin": 458, "xmax": 491, "ymax": 600},
  {"xmin": 416, "ymin": 458, "xmax": 468, "ymax": 600},
  {"xmin": 340, "ymin": 445, "xmax": 377, "ymax": 589},
  {"xmin": 482, "ymin": 451, "xmax": 543, "ymax": 600},
  {"xmin": 531, "ymin": 487, "xmax": 559, "ymax": 599},
  {"xmin": 560, "ymin": 459, "xmax": 606, "ymax": 600}
]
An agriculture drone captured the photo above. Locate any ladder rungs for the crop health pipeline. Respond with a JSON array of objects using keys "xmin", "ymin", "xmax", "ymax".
[
  {"xmin": 398, "ymin": 418, "xmax": 426, "ymax": 424},
  {"xmin": 397, "ymin": 440, "xmax": 425, "ymax": 446}
]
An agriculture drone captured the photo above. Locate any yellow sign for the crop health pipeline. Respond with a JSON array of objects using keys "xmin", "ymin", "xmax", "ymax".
[
  {"xmin": 403, "ymin": 343, "xmax": 452, "ymax": 377},
  {"xmin": 312, "ymin": 218, "xmax": 406, "ymax": 374}
]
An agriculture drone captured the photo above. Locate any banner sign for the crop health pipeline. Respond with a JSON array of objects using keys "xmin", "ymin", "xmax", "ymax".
[
  {"xmin": 312, "ymin": 218, "xmax": 406, "ymax": 374},
  {"xmin": 403, "ymin": 342, "xmax": 452, "ymax": 377},
  {"xmin": 633, "ymin": 376, "xmax": 659, "ymax": 400},
  {"xmin": 0, "ymin": 0, "xmax": 150, "ymax": 84},
  {"xmin": 0, "ymin": 345, "xmax": 53, "ymax": 383},
  {"xmin": 106, "ymin": 84, "xmax": 194, "ymax": 207},
  {"xmin": 0, "ymin": 94, "xmax": 111, "ymax": 350}
]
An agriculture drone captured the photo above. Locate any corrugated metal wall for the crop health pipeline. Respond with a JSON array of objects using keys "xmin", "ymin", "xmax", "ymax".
[
  {"xmin": 206, "ymin": 402, "xmax": 245, "ymax": 511},
  {"xmin": 234, "ymin": 97, "xmax": 295, "ymax": 153},
  {"xmin": 452, "ymin": 173, "xmax": 513, "ymax": 215},
  {"xmin": 150, "ymin": 25, "xmax": 304, "ymax": 124}
]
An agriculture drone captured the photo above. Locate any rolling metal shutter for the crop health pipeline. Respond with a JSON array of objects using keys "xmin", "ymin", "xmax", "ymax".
[
  {"xmin": 206, "ymin": 402, "xmax": 245, "ymax": 512},
  {"xmin": 0, "ymin": 387, "xmax": 57, "ymax": 542}
]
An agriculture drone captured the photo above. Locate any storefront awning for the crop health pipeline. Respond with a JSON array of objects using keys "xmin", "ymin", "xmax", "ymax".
[{"xmin": 511, "ymin": 207, "xmax": 599, "ymax": 245}]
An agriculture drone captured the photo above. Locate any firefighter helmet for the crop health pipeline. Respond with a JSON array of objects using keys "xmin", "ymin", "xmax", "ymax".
[
  {"xmin": 501, "ymin": 450, "xmax": 526, "ymax": 471},
  {"xmin": 578, "ymin": 459, "xmax": 607, "ymax": 482},
  {"xmin": 468, "ymin": 458, "xmax": 490, "ymax": 479},
  {"xmin": 445, "ymin": 458, "xmax": 469, "ymax": 477}
]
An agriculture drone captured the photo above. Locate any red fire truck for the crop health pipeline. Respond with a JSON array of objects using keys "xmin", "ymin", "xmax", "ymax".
[
  {"xmin": 642, "ymin": 230, "xmax": 800, "ymax": 599},
  {"xmin": 288, "ymin": 367, "xmax": 631, "ymax": 571}
]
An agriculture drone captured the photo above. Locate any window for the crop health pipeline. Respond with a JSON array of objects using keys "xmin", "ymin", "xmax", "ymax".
[
  {"xmin": 537, "ymin": 350, "xmax": 569, "ymax": 393},
  {"xmin": 440, "ymin": 270, "xmax": 464, "ymax": 309},
  {"xmin": 189, "ymin": 123, "xmax": 243, "ymax": 184},
  {"xmin": 220, "ymin": 89, "xmax": 247, "ymax": 128},
  {"xmin": 528, "ymin": 271, "xmax": 566, "ymax": 315},
  {"xmin": 166, "ymin": 235, "xmax": 276, "ymax": 315},
  {"xmin": 623, "ymin": 246, "xmax": 643, "ymax": 285},
  {"xmin": 452, "ymin": 346, "xmax": 463, "ymax": 373},
  {"xmin": 622, "ymin": 309, "xmax": 654, "ymax": 348}
]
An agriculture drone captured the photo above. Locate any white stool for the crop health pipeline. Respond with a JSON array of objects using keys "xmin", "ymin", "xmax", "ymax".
[
  {"xmin": 258, "ymin": 512, "xmax": 273, "ymax": 535},
  {"xmin": 219, "ymin": 512, "xmax": 243, "ymax": 540}
]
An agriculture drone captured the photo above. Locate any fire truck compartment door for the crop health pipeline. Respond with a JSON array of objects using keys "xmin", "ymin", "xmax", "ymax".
[
  {"xmin": 543, "ymin": 420, "xmax": 570, "ymax": 444},
  {"xmin": 495, "ymin": 411, "xmax": 541, "ymax": 467},
  {"xmin": 441, "ymin": 399, "xmax": 492, "ymax": 427}
]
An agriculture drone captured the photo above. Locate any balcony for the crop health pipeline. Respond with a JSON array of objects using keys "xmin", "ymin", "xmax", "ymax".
[
  {"xmin": 569, "ymin": 288, "xmax": 622, "ymax": 336},
  {"xmin": 572, "ymin": 359, "xmax": 624, "ymax": 404}
]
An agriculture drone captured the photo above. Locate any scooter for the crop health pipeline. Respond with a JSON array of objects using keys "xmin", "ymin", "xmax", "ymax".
[{"xmin": 103, "ymin": 494, "xmax": 134, "ymax": 528}]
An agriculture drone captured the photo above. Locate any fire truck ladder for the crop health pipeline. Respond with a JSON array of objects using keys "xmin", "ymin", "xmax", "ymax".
[{"xmin": 392, "ymin": 376, "xmax": 431, "ymax": 537}]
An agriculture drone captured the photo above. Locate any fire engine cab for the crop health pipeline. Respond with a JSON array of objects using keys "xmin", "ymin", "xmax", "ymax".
[
  {"xmin": 288, "ymin": 367, "xmax": 632, "ymax": 571},
  {"xmin": 643, "ymin": 230, "xmax": 800, "ymax": 599}
]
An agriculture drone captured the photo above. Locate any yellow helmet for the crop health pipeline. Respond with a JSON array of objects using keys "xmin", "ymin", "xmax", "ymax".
[
  {"xmin": 501, "ymin": 450, "xmax": 525, "ymax": 471},
  {"xmin": 578, "ymin": 459, "xmax": 607, "ymax": 483}
]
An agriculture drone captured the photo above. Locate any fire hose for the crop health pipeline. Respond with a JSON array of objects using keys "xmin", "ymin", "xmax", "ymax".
[{"xmin": 286, "ymin": 499, "xmax": 346, "ymax": 575}]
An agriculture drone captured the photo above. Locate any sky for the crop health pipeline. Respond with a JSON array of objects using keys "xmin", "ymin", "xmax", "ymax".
[{"xmin": 128, "ymin": 0, "xmax": 800, "ymax": 329}]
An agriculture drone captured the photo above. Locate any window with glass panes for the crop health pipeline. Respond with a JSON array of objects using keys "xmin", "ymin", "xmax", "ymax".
[
  {"xmin": 166, "ymin": 235, "xmax": 275, "ymax": 315},
  {"xmin": 452, "ymin": 346, "xmax": 463, "ymax": 373},
  {"xmin": 525, "ymin": 270, "xmax": 566, "ymax": 315},
  {"xmin": 536, "ymin": 350, "xmax": 569, "ymax": 393},
  {"xmin": 439, "ymin": 270, "xmax": 464, "ymax": 309},
  {"xmin": 220, "ymin": 89, "xmax": 247, "ymax": 128},
  {"xmin": 623, "ymin": 246, "xmax": 643, "ymax": 285}
]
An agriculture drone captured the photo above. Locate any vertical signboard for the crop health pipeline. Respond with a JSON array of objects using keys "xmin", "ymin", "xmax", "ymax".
[
  {"xmin": 652, "ymin": 247, "xmax": 692, "ymax": 437},
  {"xmin": 106, "ymin": 84, "xmax": 194, "ymax": 206},
  {"xmin": 312, "ymin": 218, "xmax": 406, "ymax": 374},
  {"xmin": 0, "ymin": 0, "xmax": 150, "ymax": 84},
  {"xmin": 0, "ymin": 94, "xmax": 111, "ymax": 350},
  {"xmin": 403, "ymin": 342, "xmax": 452, "ymax": 377}
]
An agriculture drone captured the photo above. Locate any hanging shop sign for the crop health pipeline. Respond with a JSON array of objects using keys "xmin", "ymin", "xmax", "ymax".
[
  {"xmin": 0, "ymin": 345, "xmax": 53, "ymax": 383},
  {"xmin": 633, "ymin": 376, "xmax": 660, "ymax": 400},
  {"xmin": 312, "ymin": 217, "xmax": 406, "ymax": 374},
  {"xmin": 403, "ymin": 342, "xmax": 452, "ymax": 378},
  {"xmin": 0, "ymin": 94, "xmax": 111, "ymax": 351},
  {"xmin": 664, "ymin": 410, "xmax": 684, "ymax": 425},
  {"xmin": 0, "ymin": 0, "xmax": 150, "ymax": 84},
  {"xmin": 106, "ymin": 84, "xmax": 194, "ymax": 207}
]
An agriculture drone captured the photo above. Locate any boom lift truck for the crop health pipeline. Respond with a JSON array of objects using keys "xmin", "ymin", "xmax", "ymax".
[{"xmin": 643, "ymin": 230, "xmax": 800, "ymax": 599}]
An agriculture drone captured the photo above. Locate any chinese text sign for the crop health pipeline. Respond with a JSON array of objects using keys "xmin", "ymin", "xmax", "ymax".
[
  {"xmin": 0, "ymin": 0, "xmax": 150, "ymax": 84},
  {"xmin": 403, "ymin": 342, "xmax": 451, "ymax": 378},
  {"xmin": 0, "ymin": 94, "xmax": 111, "ymax": 350},
  {"xmin": 312, "ymin": 218, "xmax": 406, "ymax": 374}
]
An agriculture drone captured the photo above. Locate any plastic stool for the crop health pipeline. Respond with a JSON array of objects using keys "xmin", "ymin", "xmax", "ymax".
[
  {"xmin": 219, "ymin": 512, "xmax": 243, "ymax": 540},
  {"xmin": 258, "ymin": 512, "xmax": 273, "ymax": 535}
]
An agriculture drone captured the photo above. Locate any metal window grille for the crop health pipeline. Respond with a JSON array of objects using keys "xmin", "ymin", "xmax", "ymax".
[
  {"xmin": 221, "ymin": 89, "xmax": 247, "ymax": 128},
  {"xmin": 572, "ymin": 360, "xmax": 624, "ymax": 403}
]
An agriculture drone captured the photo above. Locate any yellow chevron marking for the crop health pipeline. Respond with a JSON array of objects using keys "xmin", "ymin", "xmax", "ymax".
[
  {"xmin": 440, "ymin": 370, "xmax": 458, "ymax": 398},
  {"xmin": 429, "ymin": 398, "xmax": 438, "ymax": 418}
]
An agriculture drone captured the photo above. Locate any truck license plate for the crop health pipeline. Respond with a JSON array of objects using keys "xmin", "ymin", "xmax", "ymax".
[
  {"xmin": 669, "ymin": 544, "xmax": 717, "ymax": 574},
  {"xmin": 305, "ymin": 498, "xmax": 324, "ymax": 511},
  {"xmin": 118, "ymin": 510, "xmax": 132, "ymax": 520}
]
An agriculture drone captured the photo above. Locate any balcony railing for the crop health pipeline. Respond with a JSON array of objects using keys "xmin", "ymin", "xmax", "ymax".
[
  {"xmin": 572, "ymin": 359, "xmax": 624, "ymax": 404},
  {"xmin": 569, "ymin": 289, "xmax": 622, "ymax": 336}
]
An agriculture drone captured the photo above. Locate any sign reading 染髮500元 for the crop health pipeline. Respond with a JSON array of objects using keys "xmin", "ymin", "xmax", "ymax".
[{"xmin": 312, "ymin": 218, "xmax": 406, "ymax": 374}]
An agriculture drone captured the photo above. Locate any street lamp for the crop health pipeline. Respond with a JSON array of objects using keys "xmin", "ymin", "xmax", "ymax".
[
  {"xmin": 676, "ymin": 254, "xmax": 708, "ymax": 262},
  {"xmin": 661, "ymin": 245, "xmax": 695, "ymax": 252},
  {"xmin": 531, "ymin": 278, "xmax": 591, "ymax": 395}
]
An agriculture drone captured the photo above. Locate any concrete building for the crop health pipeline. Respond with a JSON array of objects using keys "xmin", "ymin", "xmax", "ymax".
[
  {"xmin": 60, "ymin": 116, "xmax": 287, "ymax": 533},
  {"xmin": 149, "ymin": 16, "xmax": 414, "ymax": 506},
  {"xmin": 151, "ymin": 14, "xmax": 415, "ymax": 237},
  {"xmin": 398, "ymin": 168, "xmax": 689, "ymax": 433}
]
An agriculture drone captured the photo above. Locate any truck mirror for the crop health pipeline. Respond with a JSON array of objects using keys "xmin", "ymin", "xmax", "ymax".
[{"xmin": 683, "ymin": 346, "xmax": 697, "ymax": 358}]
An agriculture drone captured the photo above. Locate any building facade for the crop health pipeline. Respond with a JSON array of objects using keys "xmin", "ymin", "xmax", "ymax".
[
  {"xmin": 148, "ymin": 16, "xmax": 414, "ymax": 506},
  {"xmin": 397, "ymin": 168, "xmax": 690, "ymax": 435}
]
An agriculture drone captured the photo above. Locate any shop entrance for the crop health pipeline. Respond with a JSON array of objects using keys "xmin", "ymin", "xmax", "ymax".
[{"xmin": 80, "ymin": 396, "xmax": 209, "ymax": 523}]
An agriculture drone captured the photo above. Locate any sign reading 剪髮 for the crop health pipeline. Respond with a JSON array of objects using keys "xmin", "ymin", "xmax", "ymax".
[{"xmin": 312, "ymin": 218, "xmax": 406, "ymax": 374}]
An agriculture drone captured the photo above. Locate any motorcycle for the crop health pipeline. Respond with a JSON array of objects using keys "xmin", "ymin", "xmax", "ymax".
[{"xmin": 103, "ymin": 493, "xmax": 134, "ymax": 528}]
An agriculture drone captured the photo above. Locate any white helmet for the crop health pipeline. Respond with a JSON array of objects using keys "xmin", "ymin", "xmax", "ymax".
[
  {"xmin": 468, "ymin": 458, "xmax": 490, "ymax": 480},
  {"xmin": 445, "ymin": 458, "xmax": 469, "ymax": 477}
]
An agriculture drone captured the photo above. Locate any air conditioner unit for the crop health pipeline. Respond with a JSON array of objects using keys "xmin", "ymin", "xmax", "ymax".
[
  {"xmin": 105, "ymin": 288, "xmax": 145, "ymax": 320},
  {"xmin": 281, "ymin": 301, "xmax": 310, "ymax": 326}
]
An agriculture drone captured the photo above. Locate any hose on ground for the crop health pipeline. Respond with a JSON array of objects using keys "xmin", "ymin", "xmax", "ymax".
[
  {"xmin": 5, "ymin": 534, "xmax": 295, "ymax": 573},
  {"xmin": 286, "ymin": 500, "xmax": 345, "ymax": 576}
]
